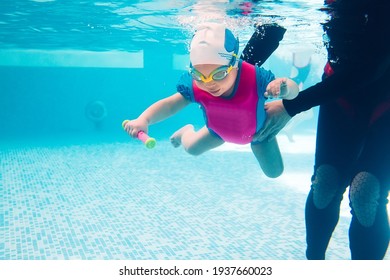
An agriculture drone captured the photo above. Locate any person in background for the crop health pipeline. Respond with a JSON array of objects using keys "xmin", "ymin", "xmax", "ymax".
[
  {"xmin": 124, "ymin": 22, "xmax": 299, "ymax": 178},
  {"xmin": 255, "ymin": 0, "xmax": 390, "ymax": 259},
  {"xmin": 282, "ymin": 51, "xmax": 314, "ymax": 142}
]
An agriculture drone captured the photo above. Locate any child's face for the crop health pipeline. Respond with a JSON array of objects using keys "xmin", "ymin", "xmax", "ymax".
[{"xmin": 193, "ymin": 64, "xmax": 237, "ymax": 97}]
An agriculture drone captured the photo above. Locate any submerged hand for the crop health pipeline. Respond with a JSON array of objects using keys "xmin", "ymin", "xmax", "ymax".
[
  {"xmin": 253, "ymin": 100, "xmax": 292, "ymax": 142},
  {"xmin": 264, "ymin": 78, "xmax": 288, "ymax": 99},
  {"xmin": 123, "ymin": 118, "xmax": 149, "ymax": 138}
]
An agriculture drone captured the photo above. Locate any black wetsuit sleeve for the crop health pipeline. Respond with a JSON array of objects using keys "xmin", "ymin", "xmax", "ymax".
[{"xmin": 283, "ymin": 54, "xmax": 390, "ymax": 116}]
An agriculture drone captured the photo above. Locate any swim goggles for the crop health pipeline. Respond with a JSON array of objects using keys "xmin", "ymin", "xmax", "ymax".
[{"xmin": 189, "ymin": 53, "xmax": 238, "ymax": 83}]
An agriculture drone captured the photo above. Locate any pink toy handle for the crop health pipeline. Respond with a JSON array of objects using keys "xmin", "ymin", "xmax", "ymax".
[
  {"xmin": 122, "ymin": 119, "xmax": 156, "ymax": 148},
  {"xmin": 137, "ymin": 130, "xmax": 156, "ymax": 149},
  {"xmin": 137, "ymin": 131, "xmax": 149, "ymax": 143}
]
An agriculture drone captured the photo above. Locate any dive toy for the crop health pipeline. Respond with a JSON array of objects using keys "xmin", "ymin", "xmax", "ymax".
[{"xmin": 122, "ymin": 120, "xmax": 156, "ymax": 149}]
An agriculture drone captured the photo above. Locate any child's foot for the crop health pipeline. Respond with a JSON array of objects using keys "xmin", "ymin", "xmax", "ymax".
[{"xmin": 170, "ymin": 124, "xmax": 194, "ymax": 148}]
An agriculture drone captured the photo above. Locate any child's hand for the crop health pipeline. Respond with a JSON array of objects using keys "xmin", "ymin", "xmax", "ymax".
[
  {"xmin": 123, "ymin": 118, "xmax": 148, "ymax": 138},
  {"xmin": 264, "ymin": 78, "xmax": 288, "ymax": 99}
]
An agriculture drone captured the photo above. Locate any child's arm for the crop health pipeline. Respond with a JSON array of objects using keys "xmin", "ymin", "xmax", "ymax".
[
  {"xmin": 265, "ymin": 78, "xmax": 299, "ymax": 100},
  {"xmin": 124, "ymin": 93, "xmax": 190, "ymax": 138}
]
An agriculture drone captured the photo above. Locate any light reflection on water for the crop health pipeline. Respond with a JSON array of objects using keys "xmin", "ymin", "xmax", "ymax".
[{"xmin": 0, "ymin": 0, "xmax": 327, "ymax": 52}]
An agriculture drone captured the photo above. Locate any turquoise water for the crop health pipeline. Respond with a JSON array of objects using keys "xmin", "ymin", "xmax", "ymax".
[
  {"xmin": 0, "ymin": 0, "xmax": 388, "ymax": 260},
  {"xmin": 1, "ymin": 0, "xmax": 326, "ymax": 141},
  {"xmin": 1, "ymin": 138, "xmax": 359, "ymax": 260}
]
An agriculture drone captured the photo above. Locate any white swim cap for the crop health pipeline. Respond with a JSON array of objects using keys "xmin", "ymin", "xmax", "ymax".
[{"xmin": 190, "ymin": 22, "xmax": 239, "ymax": 66}]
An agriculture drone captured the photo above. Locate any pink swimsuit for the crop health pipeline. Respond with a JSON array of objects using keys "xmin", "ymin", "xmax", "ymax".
[{"xmin": 192, "ymin": 61, "xmax": 266, "ymax": 144}]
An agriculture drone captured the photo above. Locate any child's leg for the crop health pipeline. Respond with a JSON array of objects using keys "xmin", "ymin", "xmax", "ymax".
[
  {"xmin": 170, "ymin": 125, "xmax": 225, "ymax": 156},
  {"xmin": 251, "ymin": 138, "xmax": 284, "ymax": 178}
]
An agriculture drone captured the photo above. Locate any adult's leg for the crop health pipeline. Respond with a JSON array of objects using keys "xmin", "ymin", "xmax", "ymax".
[
  {"xmin": 170, "ymin": 125, "xmax": 224, "ymax": 156},
  {"xmin": 241, "ymin": 23, "xmax": 286, "ymax": 67},
  {"xmin": 305, "ymin": 102, "xmax": 363, "ymax": 259},
  {"xmin": 251, "ymin": 137, "xmax": 284, "ymax": 178},
  {"xmin": 349, "ymin": 110, "xmax": 390, "ymax": 259}
]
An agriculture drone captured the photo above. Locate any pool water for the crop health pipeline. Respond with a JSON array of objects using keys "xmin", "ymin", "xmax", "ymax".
[{"xmin": 0, "ymin": 0, "xmax": 388, "ymax": 260}]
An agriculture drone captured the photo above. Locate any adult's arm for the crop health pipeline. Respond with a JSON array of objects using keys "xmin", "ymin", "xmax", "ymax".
[{"xmin": 283, "ymin": 52, "xmax": 390, "ymax": 117}]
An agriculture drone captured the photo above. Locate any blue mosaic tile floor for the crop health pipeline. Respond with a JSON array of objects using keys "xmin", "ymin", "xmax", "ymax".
[{"xmin": 1, "ymin": 137, "xmax": 389, "ymax": 260}]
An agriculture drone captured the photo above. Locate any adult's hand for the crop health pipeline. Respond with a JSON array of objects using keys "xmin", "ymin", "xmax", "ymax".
[{"xmin": 254, "ymin": 100, "xmax": 292, "ymax": 142}]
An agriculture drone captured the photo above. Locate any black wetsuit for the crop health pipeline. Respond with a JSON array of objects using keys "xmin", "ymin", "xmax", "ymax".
[{"xmin": 283, "ymin": 0, "xmax": 390, "ymax": 259}]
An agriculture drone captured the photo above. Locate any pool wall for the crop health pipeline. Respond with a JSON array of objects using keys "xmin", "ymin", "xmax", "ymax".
[{"xmin": 0, "ymin": 45, "xmax": 322, "ymax": 144}]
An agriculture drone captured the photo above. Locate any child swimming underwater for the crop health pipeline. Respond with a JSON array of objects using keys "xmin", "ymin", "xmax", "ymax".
[{"xmin": 124, "ymin": 22, "xmax": 299, "ymax": 178}]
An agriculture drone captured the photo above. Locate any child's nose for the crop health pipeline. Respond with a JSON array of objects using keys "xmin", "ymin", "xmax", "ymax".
[{"xmin": 205, "ymin": 81, "xmax": 217, "ymax": 87}]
